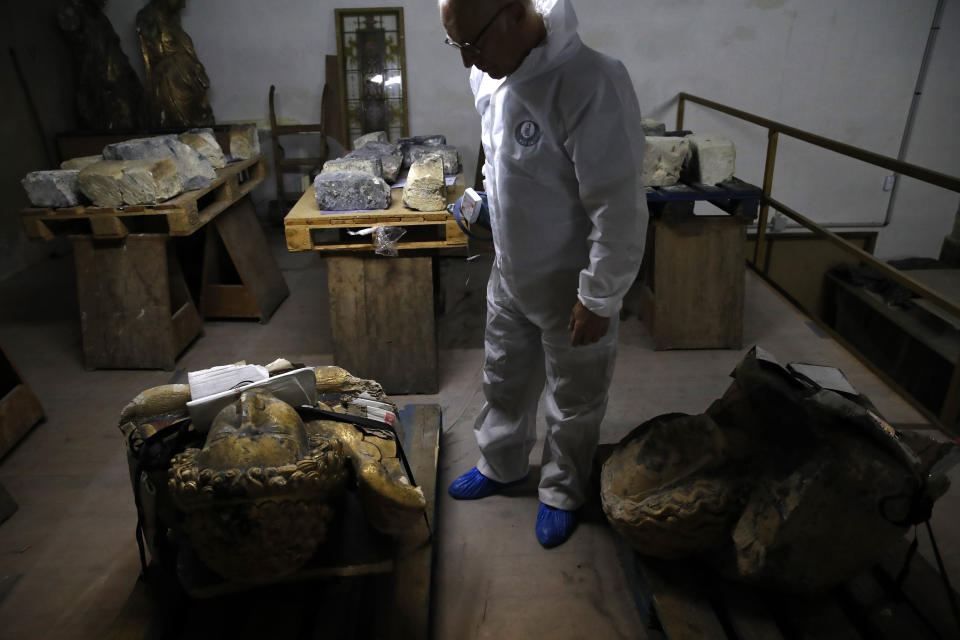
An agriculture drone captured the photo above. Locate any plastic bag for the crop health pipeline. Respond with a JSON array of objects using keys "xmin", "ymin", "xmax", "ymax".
[{"xmin": 374, "ymin": 226, "xmax": 407, "ymax": 256}]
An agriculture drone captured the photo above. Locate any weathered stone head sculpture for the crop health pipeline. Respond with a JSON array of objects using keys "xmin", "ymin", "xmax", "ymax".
[{"xmin": 601, "ymin": 347, "xmax": 958, "ymax": 594}]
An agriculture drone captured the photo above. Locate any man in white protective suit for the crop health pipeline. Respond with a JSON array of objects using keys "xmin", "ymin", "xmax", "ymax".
[{"xmin": 440, "ymin": 0, "xmax": 648, "ymax": 548}]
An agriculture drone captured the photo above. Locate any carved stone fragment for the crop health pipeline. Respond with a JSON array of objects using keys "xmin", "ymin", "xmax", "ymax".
[
  {"xmin": 179, "ymin": 128, "xmax": 226, "ymax": 169},
  {"xmin": 347, "ymin": 142, "xmax": 402, "ymax": 183},
  {"xmin": 21, "ymin": 170, "xmax": 82, "ymax": 208},
  {"xmin": 405, "ymin": 144, "xmax": 461, "ymax": 174},
  {"xmin": 60, "ymin": 155, "xmax": 103, "ymax": 171},
  {"xmin": 683, "ymin": 133, "xmax": 736, "ymax": 185},
  {"xmin": 601, "ymin": 347, "xmax": 960, "ymax": 594},
  {"xmin": 321, "ymin": 156, "xmax": 382, "ymax": 178},
  {"xmin": 229, "ymin": 124, "xmax": 261, "ymax": 161},
  {"xmin": 643, "ymin": 137, "xmax": 690, "ymax": 186},
  {"xmin": 314, "ymin": 171, "xmax": 391, "ymax": 211},
  {"xmin": 353, "ymin": 131, "xmax": 388, "ymax": 148},
  {"xmin": 103, "ymin": 135, "xmax": 215, "ymax": 190},
  {"xmin": 402, "ymin": 155, "xmax": 446, "ymax": 212},
  {"xmin": 78, "ymin": 158, "xmax": 182, "ymax": 206}
]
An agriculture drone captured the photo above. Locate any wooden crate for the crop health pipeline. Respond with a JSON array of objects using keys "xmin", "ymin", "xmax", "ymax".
[
  {"xmin": 328, "ymin": 255, "xmax": 438, "ymax": 394},
  {"xmin": 640, "ymin": 214, "xmax": 746, "ymax": 350},
  {"xmin": 73, "ymin": 234, "xmax": 202, "ymax": 370},
  {"xmin": 284, "ymin": 175, "xmax": 468, "ymax": 252},
  {"xmin": 21, "ymin": 156, "xmax": 266, "ymax": 241}
]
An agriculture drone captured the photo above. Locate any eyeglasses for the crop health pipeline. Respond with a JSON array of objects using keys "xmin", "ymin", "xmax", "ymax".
[{"xmin": 444, "ymin": 2, "xmax": 515, "ymax": 55}]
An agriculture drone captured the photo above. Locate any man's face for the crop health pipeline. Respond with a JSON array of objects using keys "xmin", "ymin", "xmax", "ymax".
[{"xmin": 442, "ymin": 1, "xmax": 523, "ymax": 79}]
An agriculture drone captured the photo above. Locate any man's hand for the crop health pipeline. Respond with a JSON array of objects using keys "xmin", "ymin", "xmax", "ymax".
[{"xmin": 568, "ymin": 300, "xmax": 610, "ymax": 346}]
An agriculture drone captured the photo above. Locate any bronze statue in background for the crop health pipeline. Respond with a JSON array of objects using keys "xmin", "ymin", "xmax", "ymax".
[
  {"xmin": 57, "ymin": 0, "xmax": 147, "ymax": 130},
  {"xmin": 136, "ymin": 0, "xmax": 215, "ymax": 128}
]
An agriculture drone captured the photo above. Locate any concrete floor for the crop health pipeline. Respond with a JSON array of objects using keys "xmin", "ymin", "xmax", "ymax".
[{"xmin": 0, "ymin": 227, "xmax": 957, "ymax": 639}]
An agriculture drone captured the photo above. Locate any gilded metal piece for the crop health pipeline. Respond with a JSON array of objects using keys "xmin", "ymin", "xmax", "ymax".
[
  {"xmin": 310, "ymin": 419, "xmax": 426, "ymax": 535},
  {"xmin": 57, "ymin": 0, "xmax": 147, "ymax": 130},
  {"xmin": 136, "ymin": 0, "xmax": 215, "ymax": 128},
  {"xmin": 169, "ymin": 389, "xmax": 348, "ymax": 583}
]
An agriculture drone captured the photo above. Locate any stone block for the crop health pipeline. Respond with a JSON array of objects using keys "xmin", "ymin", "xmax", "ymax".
[
  {"xmin": 405, "ymin": 144, "xmax": 461, "ymax": 174},
  {"xmin": 118, "ymin": 158, "xmax": 183, "ymax": 204},
  {"xmin": 641, "ymin": 118, "xmax": 666, "ymax": 137},
  {"xmin": 402, "ymin": 155, "xmax": 446, "ymax": 212},
  {"xmin": 179, "ymin": 128, "xmax": 226, "ymax": 169},
  {"xmin": 399, "ymin": 134, "xmax": 447, "ymax": 168},
  {"xmin": 347, "ymin": 142, "xmax": 402, "ymax": 184},
  {"xmin": 78, "ymin": 158, "xmax": 182, "ymax": 207},
  {"xmin": 60, "ymin": 155, "xmax": 102, "ymax": 171},
  {"xmin": 683, "ymin": 134, "xmax": 736, "ymax": 185},
  {"xmin": 229, "ymin": 124, "xmax": 261, "ymax": 161},
  {"xmin": 642, "ymin": 137, "xmax": 690, "ymax": 187},
  {"xmin": 353, "ymin": 131, "xmax": 388, "ymax": 148},
  {"xmin": 103, "ymin": 135, "xmax": 215, "ymax": 190},
  {"xmin": 314, "ymin": 171, "xmax": 391, "ymax": 211},
  {"xmin": 21, "ymin": 170, "xmax": 82, "ymax": 208},
  {"xmin": 321, "ymin": 156, "xmax": 382, "ymax": 178}
]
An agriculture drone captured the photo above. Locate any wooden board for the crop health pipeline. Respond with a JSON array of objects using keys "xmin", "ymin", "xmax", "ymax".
[
  {"xmin": 200, "ymin": 197, "xmax": 289, "ymax": 321},
  {"xmin": 0, "ymin": 345, "xmax": 45, "ymax": 460},
  {"xmin": 392, "ymin": 404, "xmax": 441, "ymax": 640},
  {"xmin": 73, "ymin": 235, "xmax": 202, "ymax": 370},
  {"xmin": 327, "ymin": 255, "xmax": 438, "ymax": 394},
  {"xmin": 21, "ymin": 156, "xmax": 266, "ymax": 240},
  {"xmin": 284, "ymin": 175, "xmax": 468, "ymax": 252},
  {"xmin": 640, "ymin": 216, "xmax": 746, "ymax": 350}
]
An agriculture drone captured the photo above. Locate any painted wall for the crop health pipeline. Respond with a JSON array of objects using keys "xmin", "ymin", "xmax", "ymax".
[
  {"xmin": 2, "ymin": 0, "xmax": 957, "ymax": 280},
  {"xmin": 0, "ymin": 0, "xmax": 74, "ymax": 280}
]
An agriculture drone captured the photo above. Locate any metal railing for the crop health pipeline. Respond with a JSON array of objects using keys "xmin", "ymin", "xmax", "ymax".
[{"xmin": 676, "ymin": 92, "xmax": 960, "ymax": 432}]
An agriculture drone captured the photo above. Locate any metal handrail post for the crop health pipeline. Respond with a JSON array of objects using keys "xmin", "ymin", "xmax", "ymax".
[{"xmin": 754, "ymin": 130, "xmax": 779, "ymax": 269}]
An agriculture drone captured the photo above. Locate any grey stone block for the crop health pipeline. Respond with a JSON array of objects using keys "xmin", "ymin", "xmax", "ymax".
[
  {"xmin": 322, "ymin": 156, "xmax": 382, "ymax": 178},
  {"xmin": 229, "ymin": 124, "xmax": 261, "ymax": 161},
  {"xmin": 347, "ymin": 142, "xmax": 402, "ymax": 184},
  {"xmin": 60, "ymin": 155, "xmax": 102, "ymax": 171},
  {"xmin": 78, "ymin": 158, "xmax": 182, "ymax": 206},
  {"xmin": 353, "ymin": 131, "xmax": 388, "ymax": 148},
  {"xmin": 682, "ymin": 134, "xmax": 736, "ymax": 185},
  {"xmin": 314, "ymin": 171, "xmax": 391, "ymax": 211},
  {"xmin": 180, "ymin": 128, "xmax": 226, "ymax": 169},
  {"xmin": 103, "ymin": 135, "xmax": 215, "ymax": 190},
  {"xmin": 21, "ymin": 170, "xmax": 82, "ymax": 208},
  {"xmin": 405, "ymin": 144, "xmax": 461, "ymax": 174},
  {"xmin": 643, "ymin": 137, "xmax": 690, "ymax": 187},
  {"xmin": 642, "ymin": 119, "xmax": 667, "ymax": 137},
  {"xmin": 402, "ymin": 155, "xmax": 446, "ymax": 212},
  {"xmin": 398, "ymin": 134, "xmax": 446, "ymax": 148}
]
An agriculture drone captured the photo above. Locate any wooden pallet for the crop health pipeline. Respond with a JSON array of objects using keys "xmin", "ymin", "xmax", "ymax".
[
  {"xmin": 646, "ymin": 177, "xmax": 762, "ymax": 221},
  {"xmin": 21, "ymin": 156, "xmax": 266, "ymax": 240},
  {"xmin": 284, "ymin": 175, "xmax": 468, "ymax": 252}
]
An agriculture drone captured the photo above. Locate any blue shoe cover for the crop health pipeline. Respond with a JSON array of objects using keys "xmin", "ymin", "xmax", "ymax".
[
  {"xmin": 448, "ymin": 467, "xmax": 521, "ymax": 500},
  {"xmin": 535, "ymin": 503, "xmax": 576, "ymax": 548}
]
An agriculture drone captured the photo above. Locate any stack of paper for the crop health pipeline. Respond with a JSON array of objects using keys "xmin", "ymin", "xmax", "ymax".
[{"xmin": 187, "ymin": 363, "xmax": 270, "ymax": 401}]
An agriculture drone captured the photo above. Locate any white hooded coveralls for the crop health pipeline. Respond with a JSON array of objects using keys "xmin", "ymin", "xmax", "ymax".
[{"xmin": 471, "ymin": 0, "xmax": 648, "ymax": 510}]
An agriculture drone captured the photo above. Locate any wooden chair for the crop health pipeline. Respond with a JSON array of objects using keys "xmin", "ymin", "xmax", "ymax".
[{"xmin": 268, "ymin": 84, "xmax": 331, "ymax": 222}]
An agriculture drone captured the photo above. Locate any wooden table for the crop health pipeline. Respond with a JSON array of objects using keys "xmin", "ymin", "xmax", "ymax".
[
  {"xmin": 639, "ymin": 177, "xmax": 761, "ymax": 350},
  {"xmin": 20, "ymin": 156, "xmax": 289, "ymax": 369},
  {"xmin": 284, "ymin": 177, "xmax": 467, "ymax": 394}
]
